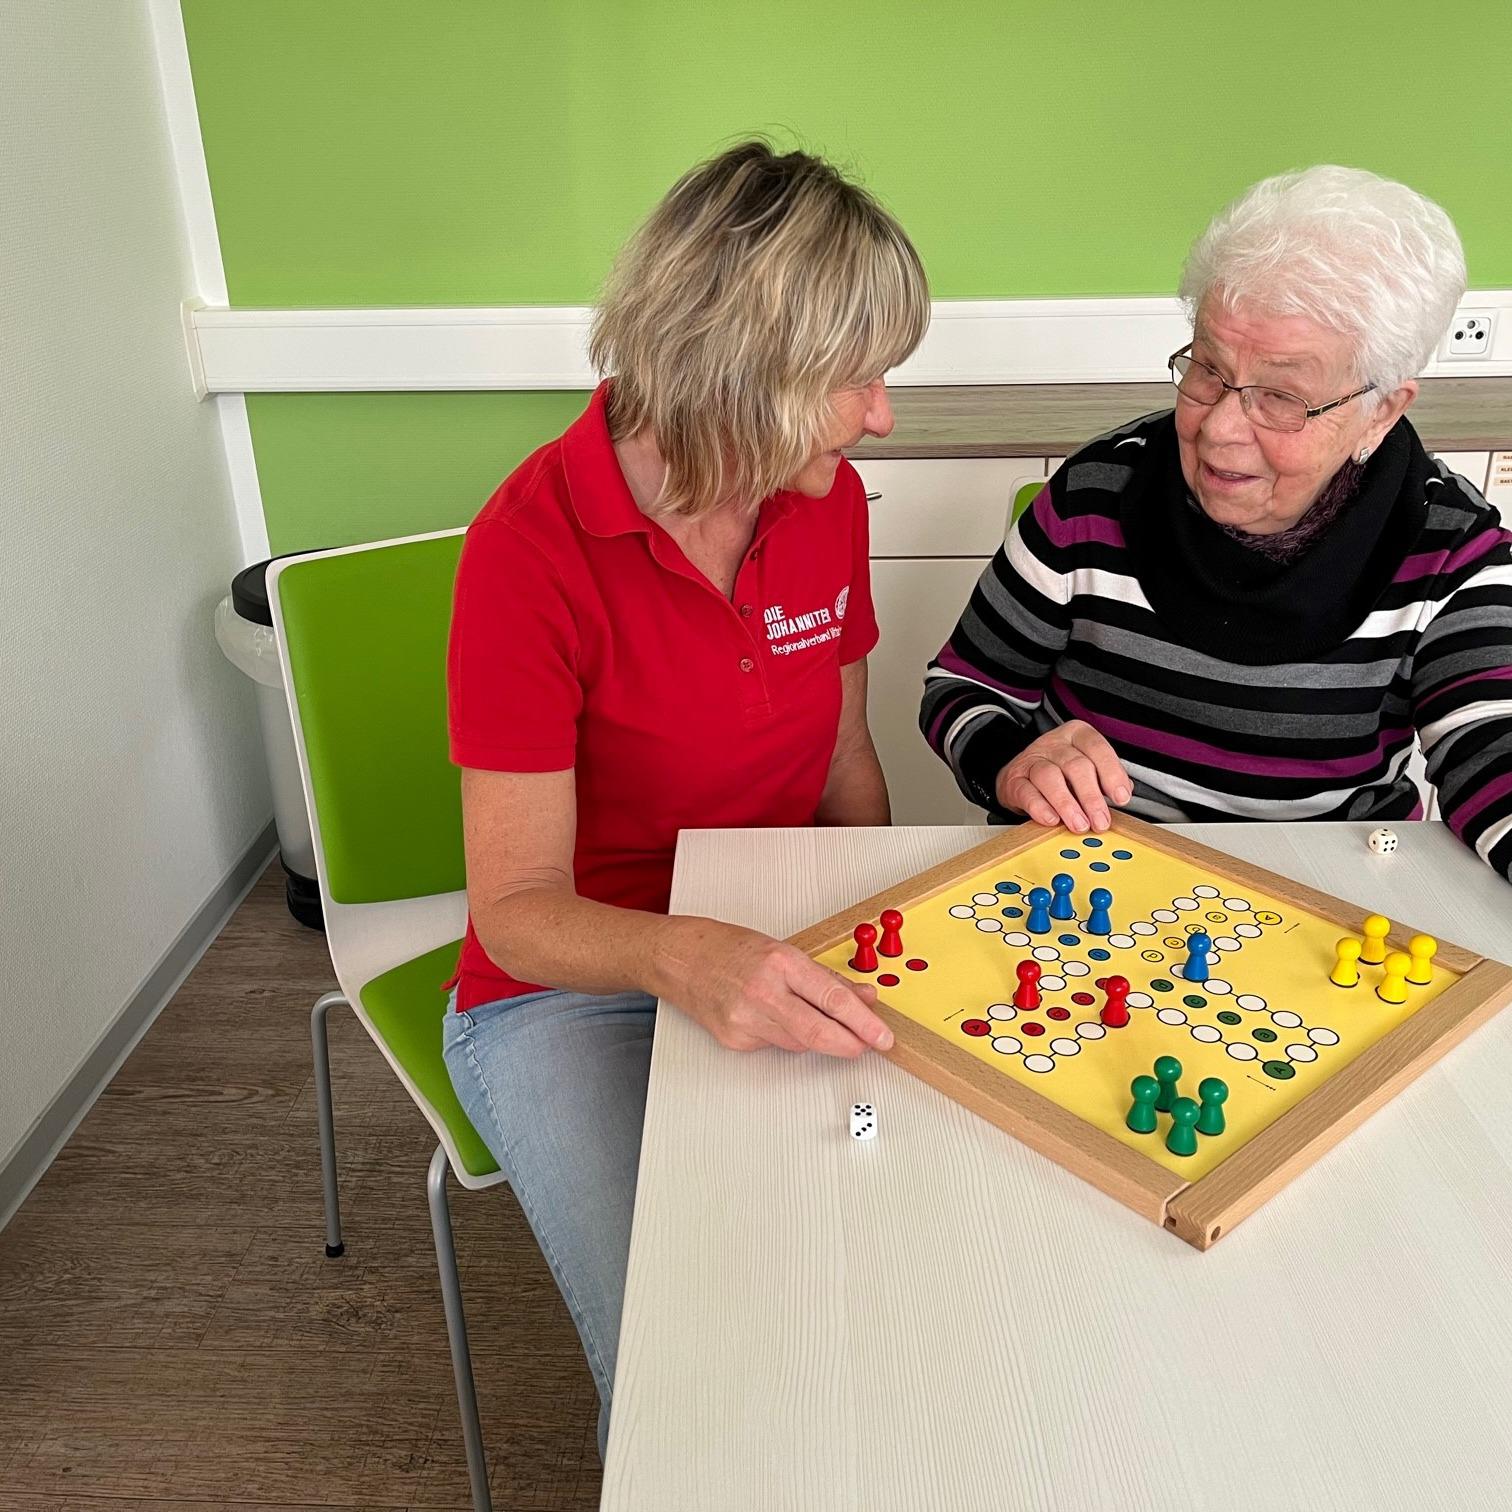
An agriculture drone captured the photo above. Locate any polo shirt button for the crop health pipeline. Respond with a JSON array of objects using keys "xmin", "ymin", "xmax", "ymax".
[
  {"xmin": 740, "ymin": 603, "xmax": 753, "ymax": 617},
  {"xmin": 739, "ymin": 657, "xmax": 755, "ymax": 673}
]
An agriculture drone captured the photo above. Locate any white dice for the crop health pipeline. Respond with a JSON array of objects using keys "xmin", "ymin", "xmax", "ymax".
[
  {"xmin": 850, "ymin": 1102, "xmax": 876, "ymax": 1141},
  {"xmin": 1367, "ymin": 827, "xmax": 1399, "ymax": 855}
]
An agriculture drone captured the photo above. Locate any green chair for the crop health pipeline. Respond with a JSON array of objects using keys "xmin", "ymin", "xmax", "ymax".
[
  {"xmin": 1010, "ymin": 476, "xmax": 1048, "ymax": 528},
  {"xmin": 268, "ymin": 529, "xmax": 499, "ymax": 1512}
]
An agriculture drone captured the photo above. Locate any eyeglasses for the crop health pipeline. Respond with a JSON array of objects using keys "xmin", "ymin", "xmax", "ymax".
[{"xmin": 1167, "ymin": 345, "xmax": 1374, "ymax": 433}]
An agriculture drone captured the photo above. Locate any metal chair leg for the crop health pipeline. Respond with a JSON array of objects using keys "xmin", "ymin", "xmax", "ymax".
[
  {"xmin": 428, "ymin": 1143, "xmax": 492, "ymax": 1512},
  {"xmin": 311, "ymin": 991, "xmax": 348, "ymax": 1258}
]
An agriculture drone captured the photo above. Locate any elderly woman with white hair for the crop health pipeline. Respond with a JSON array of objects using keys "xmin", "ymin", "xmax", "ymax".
[
  {"xmin": 444, "ymin": 141, "xmax": 928, "ymax": 1447},
  {"xmin": 923, "ymin": 166, "xmax": 1512, "ymax": 882}
]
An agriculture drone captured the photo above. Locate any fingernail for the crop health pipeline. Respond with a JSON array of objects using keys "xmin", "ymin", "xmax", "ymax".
[
  {"xmin": 1116, "ymin": 787, "xmax": 1131, "ymax": 804},
  {"xmin": 877, "ymin": 1028, "xmax": 894, "ymax": 1050}
]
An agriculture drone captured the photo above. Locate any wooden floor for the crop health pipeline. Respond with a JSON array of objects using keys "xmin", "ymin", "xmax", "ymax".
[{"xmin": 0, "ymin": 868, "xmax": 602, "ymax": 1511}]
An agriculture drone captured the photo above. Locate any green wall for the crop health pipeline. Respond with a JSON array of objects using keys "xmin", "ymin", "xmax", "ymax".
[
  {"xmin": 244, "ymin": 392, "xmax": 583, "ymax": 552},
  {"xmin": 182, "ymin": 0, "xmax": 1512, "ymax": 551}
]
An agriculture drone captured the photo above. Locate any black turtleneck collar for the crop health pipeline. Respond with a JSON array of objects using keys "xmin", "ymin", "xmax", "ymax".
[{"xmin": 1119, "ymin": 416, "xmax": 1429, "ymax": 665}]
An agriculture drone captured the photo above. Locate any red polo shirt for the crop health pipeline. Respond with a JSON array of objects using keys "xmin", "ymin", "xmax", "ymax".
[{"xmin": 447, "ymin": 383, "xmax": 878, "ymax": 1011}]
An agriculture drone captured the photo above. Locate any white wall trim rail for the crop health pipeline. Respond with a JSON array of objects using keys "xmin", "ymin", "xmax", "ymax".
[{"xmin": 187, "ymin": 292, "xmax": 1512, "ymax": 395}]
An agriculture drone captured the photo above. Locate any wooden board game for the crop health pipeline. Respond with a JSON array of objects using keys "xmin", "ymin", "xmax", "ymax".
[{"xmin": 791, "ymin": 814, "xmax": 1512, "ymax": 1249}]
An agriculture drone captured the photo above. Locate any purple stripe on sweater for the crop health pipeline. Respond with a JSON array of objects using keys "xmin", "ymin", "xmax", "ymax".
[
  {"xmin": 1394, "ymin": 554, "xmax": 1437, "ymax": 583},
  {"xmin": 1053, "ymin": 679, "xmax": 1412, "ymax": 780},
  {"xmin": 935, "ymin": 645, "xmax": 1039, "ymax": 703},
  {"xmin": 1032, "ymin": 488, "xmax": 1126, "ymax": 551},
  {"xmin": 1449, "ymin": 769, "xmax": 1512, "ymax": 829},
  {"xmin": 1395, "ymin": 527, "xmax": 1503, "ymax": 583},
  {"xmin": 1420, "ymin": 665, "xmax": 1512, "ymax": 709}
]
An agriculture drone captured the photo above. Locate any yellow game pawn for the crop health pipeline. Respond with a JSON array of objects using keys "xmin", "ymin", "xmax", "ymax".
[
  {"xmin": 1407, "ymin": 934, "xmax": 1438, "ymax": 986},
  {"xmin": 1360, "ymin": 914, "xmax": 1391, "ymax": 966},
  {"xmin": 1377, "ymin": 950, "xmax": 1411, "ymax": 1004},
  {"xmin": 1330, "ymin": 937, "xmax": 1362, "ymax": 988}
]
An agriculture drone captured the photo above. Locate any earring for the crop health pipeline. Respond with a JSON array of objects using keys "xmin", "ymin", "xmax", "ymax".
[{"xmin": 1357, "ymin": 445, "xmax": 1371, "ymax": 464}]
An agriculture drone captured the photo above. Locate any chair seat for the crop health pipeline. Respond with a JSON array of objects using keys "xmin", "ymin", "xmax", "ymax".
[{"xmin": 360, "ymin": 940, "xmax": 502, "ymax": 1182}]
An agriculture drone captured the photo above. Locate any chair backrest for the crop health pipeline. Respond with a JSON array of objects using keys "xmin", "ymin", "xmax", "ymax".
[
  {"xmin": 268, "ymin": 531, "xmax": 466, "ymax": 906},
  {"xmin": 1011, "ymin": 478, "xmax": 1047, "ymax": 527}
]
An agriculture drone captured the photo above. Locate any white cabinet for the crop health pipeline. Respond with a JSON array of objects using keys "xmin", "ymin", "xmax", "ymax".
[
  {"xmin": 854, "ymin": 459, "xmax": 1042, "ymax": 823},
  {"xmin": 1430, "ymin": 451, "xmax": 1489, "ymax": 491},
  {"xmin": 868, "ymin": 556, "xmax": 993, "ymax": 824},
  {"xmin": 853, "ymin": 458, "xmax": 1045, "ymax": 556},
  {"xmin": 1488, "ymin": 452, "xmax": 1512, "ymax": 525}
]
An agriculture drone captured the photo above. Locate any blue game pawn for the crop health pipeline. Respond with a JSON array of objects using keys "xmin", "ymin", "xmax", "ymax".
[
  {"xmin": 1085, "ymin": 887, "xmax": 1113, "ymax": 936},
  {"xmin": 1183, "ymin": 931, "xmax": 1212, "ymax": 985},
  {"xmin": 1049, "ymin": 873, "xmax": 1076, "ymax": 921},
  {"xmin": 1025, "ymin": 886, "xmax": 1053, "ymax": 935}
]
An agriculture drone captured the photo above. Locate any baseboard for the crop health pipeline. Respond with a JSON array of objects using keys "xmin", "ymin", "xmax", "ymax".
[
  {"xmin": 0, "ymin": 820, "xmax": 279, "ymax": 1232},
  {"xmin": 186, "ymin": 292, "xmax": 1512, "ymax": 394}
]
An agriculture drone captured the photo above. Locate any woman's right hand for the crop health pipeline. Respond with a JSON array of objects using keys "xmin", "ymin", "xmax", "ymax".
[
  {"xmin": 651, "ymin": 915, "xmax": 894, "ymax": 1058},
  {"xmin": 995, "ymin": 720, "xmax": 1132, "ymax": 833}
]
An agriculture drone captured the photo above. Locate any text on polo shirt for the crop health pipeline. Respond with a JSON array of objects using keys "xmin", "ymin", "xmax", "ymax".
[{"xmin": 763, "ymin": 592, "xmax": 848, "ymax": 657}]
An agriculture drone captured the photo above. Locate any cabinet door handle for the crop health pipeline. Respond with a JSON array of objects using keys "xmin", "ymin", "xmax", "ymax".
[{"xmin": 865, "ymin": 491, "xmax": 882, "ymax": 502}]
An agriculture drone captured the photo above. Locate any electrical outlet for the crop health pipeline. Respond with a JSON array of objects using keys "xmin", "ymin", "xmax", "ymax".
[{"xmin": 1443, "ymin": 311, "xmax": 1497, "ymax": 359}]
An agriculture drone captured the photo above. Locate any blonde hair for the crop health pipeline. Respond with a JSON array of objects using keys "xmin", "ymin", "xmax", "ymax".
[{"xmin": 589, "ymin": 140, "xmax": 929, "ymax": 517}]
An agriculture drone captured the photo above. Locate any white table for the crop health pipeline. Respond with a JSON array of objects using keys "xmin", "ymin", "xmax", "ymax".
[{"xmin": 603, "ymin": 822, "xmax": 1512, "ymax": 1512}]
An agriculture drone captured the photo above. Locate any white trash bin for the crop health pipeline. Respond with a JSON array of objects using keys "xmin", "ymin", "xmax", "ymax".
[{"xmin": 215, "ymin": 560, "xmax": 323, "ymax": 929}]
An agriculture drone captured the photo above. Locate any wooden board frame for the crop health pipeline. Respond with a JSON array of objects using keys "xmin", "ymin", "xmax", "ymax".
[{"xmin": 788, "ymin": 814, "xmax": 1512, "ymax": 1249}]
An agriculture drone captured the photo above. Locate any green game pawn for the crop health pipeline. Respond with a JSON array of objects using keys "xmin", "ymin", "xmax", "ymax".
[
  {"xmin": 1196, "ymin": 1078, "xmax": 1229, "ymax": 1136},
  {"xmin": 1166, "ymin": 1096, "xmax": 1200, "ymax": 1157},
  {"xmin": 1126, "ymin": 1075, "xmax": 1160, "ymax": 1134},
  {"xmin": 1153, "ymin": 1055, "xmax": 1183, "ymax": 1113}
]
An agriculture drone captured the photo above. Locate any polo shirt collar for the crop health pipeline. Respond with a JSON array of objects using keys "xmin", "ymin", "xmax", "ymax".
[
  {"xmin": 561, "ymin": 382, "xmax": 650, "ymax": 538},
  {"xmin": 562, "ymin": 381, "xmax": 798, "ymax": 539}
]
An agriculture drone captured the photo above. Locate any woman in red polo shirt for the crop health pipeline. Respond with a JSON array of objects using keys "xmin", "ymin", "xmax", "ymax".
[{"xmin": 442, "ymin": 141, "xmax": 928, "ymax": 1451}]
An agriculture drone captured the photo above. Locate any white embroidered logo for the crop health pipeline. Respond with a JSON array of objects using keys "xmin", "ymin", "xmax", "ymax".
[
  {"xmin": 835, "ymin": 586, "xmax": 850, "ymax": 621},
  {"xmin": 762, "ymin": 596, "xmax": 844, "ymax": 657}
]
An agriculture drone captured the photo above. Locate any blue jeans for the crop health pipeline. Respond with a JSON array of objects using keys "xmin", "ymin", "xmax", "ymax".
[{"xmin": 441, "ymin": 986, "xmax": 657, "ymax": 1457}]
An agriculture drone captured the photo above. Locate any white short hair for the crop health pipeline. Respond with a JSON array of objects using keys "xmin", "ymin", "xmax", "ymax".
[{"xmin": 1179, "ymin": 165, "xmax": 1467, "ymax": 400}]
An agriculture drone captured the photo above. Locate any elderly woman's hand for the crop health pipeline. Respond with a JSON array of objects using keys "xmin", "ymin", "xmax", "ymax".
[
  {"xmin": 652, "ymin": 915, "xmax": 894, "ymax": 1058},
  {"xmin": 995, "ymin": 720, "xmax": 1132, "ymax": 833}
]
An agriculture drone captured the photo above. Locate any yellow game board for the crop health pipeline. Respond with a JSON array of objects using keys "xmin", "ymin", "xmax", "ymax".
[
  {"xmin": 795, "ymin": 815, "xmax": 1512, "ymax": 1247},
  {"xmin": 814, "ymin": 827, "xmax": 1457, "ymax": 1180}
]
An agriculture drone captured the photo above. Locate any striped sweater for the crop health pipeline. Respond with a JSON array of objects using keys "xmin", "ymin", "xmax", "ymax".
[{"xmin": 920, "ymin": 410, "xmax": 1512, "ymax": 882}]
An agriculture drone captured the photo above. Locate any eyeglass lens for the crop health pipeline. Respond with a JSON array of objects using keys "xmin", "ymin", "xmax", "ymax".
[{"xmin": 1171, "ymin": 355, "xmax": 1307, "ymax": 431}]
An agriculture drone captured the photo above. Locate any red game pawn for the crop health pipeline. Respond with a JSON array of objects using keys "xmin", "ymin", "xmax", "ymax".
[
  {"xmin": 878, "ymin": 908, "xmax": 905, "ymax": 958},
  {"xmin": 1100, "ymin": 975, "xmax": 1131, "ymax": 1028},
  {"xmin": 1013, "ymin": 959, "xmax": 1042, "ymax": 1011},
  {"xmin": 850, "ymin": 922, "xmax": 879, "ymax": 973}
]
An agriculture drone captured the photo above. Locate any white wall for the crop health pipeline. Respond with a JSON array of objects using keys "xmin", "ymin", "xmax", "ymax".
[{"xmin": 0, "ymin": 2, "xmax": 272, "ymax": 1172}]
